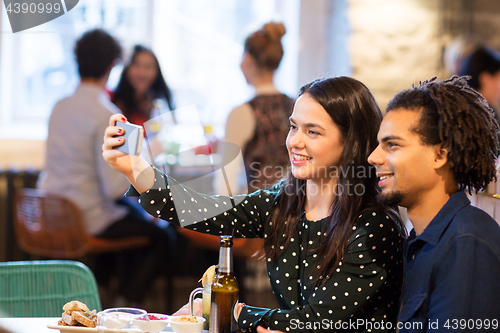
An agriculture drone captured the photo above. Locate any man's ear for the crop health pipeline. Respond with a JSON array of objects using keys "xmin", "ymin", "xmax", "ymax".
[{"xmin": 433, "ymin": 144, "xmax": 449, "ymax": 169}]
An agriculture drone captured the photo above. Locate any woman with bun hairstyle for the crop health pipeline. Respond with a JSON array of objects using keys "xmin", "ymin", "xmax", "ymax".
[
  {"xmin": 103, "ymin": 76, "xmax": 405, "ymax": 332},
  {"xmin": 112, "ymin": 45, "xmax": 174, "ymax": 127},
  {"xmin": 209, "ymin": 22, "xmax": 295, "ymax": 271},
  {"xmin": 214, "ymin": 22, "xmax": 295, "ymax": 196}
]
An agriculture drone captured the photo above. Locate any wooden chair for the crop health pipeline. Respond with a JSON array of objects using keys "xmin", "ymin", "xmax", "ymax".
[{"xmin": 13, "ymin": 188, "xmax": 150, "ymax": 259}]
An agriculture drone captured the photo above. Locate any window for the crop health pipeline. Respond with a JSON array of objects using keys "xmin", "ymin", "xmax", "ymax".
[
  {"xmin": 0, "ymin": 0, "xmax": 299, "ymax": 140},
  {"xmin": 153, "ymin": 0, "xmax": 274, "ymax": 135},
  {"xmin": 0, "ymin": 0, "xmax": 152, "ymax": 139}
]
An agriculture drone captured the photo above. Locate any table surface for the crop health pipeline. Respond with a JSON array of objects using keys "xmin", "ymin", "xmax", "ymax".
[
  {"xmin": 0, "ymin": 317, "xmax": 181, "ymax": 333},
  {"xmin": 0, "ymin": 317, "xmax": 59, "ymax": 333}
]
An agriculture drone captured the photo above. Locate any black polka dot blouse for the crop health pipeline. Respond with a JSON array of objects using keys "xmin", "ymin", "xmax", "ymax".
[{"xmin": 126, "ymin": 168, "xmax": 404, "ymax": 333}]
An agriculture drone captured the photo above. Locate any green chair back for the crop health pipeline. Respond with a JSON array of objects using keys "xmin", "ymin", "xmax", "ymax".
[{"xmin": 0, "ymin": 260, "xmax": 102, "ymax": 317}]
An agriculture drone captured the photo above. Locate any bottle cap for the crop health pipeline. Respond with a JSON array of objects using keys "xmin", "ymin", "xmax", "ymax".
[{"xmin": 220, "ymin": 235, "xmax": 233, "ymax": 246}]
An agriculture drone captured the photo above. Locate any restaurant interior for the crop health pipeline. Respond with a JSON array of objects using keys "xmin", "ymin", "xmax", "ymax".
[{"xmin": 1, "ymin": 0, "xmax": 500, "ymax": 330}]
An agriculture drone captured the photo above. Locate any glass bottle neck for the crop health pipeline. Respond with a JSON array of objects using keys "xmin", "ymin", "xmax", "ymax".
[{"xmin": 218, "ymin": 247, "xmax": 233, "ymax": 274}]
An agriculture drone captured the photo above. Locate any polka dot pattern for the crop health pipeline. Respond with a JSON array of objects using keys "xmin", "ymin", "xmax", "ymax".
[{"xmin": 128, "ymin": 168, "xmax": 404, "ymax": 332}]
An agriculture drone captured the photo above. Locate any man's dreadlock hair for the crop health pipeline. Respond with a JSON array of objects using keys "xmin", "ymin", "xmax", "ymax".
[{"xmin": 386, "ymin": 76, "xmax": 500, "ymax": 193}]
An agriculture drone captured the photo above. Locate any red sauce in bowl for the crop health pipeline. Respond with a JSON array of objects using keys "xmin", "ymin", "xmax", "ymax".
[{"xmin": 148, "ymin": 314, "xmax": 169, "ymax": 321}]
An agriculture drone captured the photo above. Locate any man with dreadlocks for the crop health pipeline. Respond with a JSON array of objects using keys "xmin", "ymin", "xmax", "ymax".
[{"xmin": 368, "ymin": 76, "xmax": 500, "ymax": 332}]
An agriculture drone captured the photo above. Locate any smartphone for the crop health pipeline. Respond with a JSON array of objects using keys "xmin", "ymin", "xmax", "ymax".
[{"xmin": 114, "ymin": 121, "xmax": 144, "ymax": 156}]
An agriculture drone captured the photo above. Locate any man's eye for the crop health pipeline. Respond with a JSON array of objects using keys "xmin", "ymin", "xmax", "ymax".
[{"xmin": 387, "ymin": 142, "xmax": 398, "ymax": 148}]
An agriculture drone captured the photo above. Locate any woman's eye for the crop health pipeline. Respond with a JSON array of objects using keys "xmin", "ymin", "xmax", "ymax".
[
  {"xmin": 288, "ymin": 124, "xmax": 297, "ymax": 130},
  {"xmin": 309, "ymin": 130, "xmax": 319, "ymax": 135}
]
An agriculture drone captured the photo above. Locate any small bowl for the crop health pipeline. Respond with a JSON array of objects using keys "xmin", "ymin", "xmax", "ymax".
[
  {"xmin": 97, "ymin": 307, "xmax": 149, "ymax": 331},
  {"xmin": 148, "ymin": 313, "xmax": 170, "ymax": 333},
  {"xmin": 167, "ymin": 315, "xmax": 206, "ymax": 333}
]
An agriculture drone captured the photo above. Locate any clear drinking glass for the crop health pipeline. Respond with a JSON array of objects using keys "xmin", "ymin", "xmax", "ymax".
[
  {"xmin": 97, "ymin": 307, "xmax": 150, "ymax": 332},
  {"xmin": 189, "ymin": 285, "xmax": 211, "ymax": 330}
]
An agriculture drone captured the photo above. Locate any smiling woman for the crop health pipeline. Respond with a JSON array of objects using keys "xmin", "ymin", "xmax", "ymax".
[
  {"xmin": 103, "ymin": 76, "xmax": 407, "ymax": 332},
  {"xmin": 270, "ymin": 77, "xmax": 400, "ymax": 283}
]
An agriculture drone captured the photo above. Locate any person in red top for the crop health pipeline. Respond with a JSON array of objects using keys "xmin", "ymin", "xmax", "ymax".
[{"xmin": 112, "ymin": 45, "xmax": 174, "ymax": 127}]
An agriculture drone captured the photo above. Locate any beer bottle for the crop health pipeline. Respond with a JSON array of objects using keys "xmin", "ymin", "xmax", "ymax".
[{"xmin": 209, "ymin": 235, "xmax": 239, "ymax": 333}]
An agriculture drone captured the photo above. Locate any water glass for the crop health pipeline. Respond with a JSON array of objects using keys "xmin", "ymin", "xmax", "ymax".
[
  {"xmin": 189, "ymin": 285, "xmax": 211, "ymax": 330},
  {"xmin": 97, "ymin": 307, "xmax": 150, "ymax": 332}
]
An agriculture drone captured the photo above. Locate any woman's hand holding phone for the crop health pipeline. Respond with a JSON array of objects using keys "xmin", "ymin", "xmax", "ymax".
[{"xmin": 102, "ymin": 114, "xmax": 155, "ymax": 193}]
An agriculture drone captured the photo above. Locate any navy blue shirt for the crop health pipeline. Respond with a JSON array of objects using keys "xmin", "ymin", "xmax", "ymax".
[{"xmin": 398, "ymin": 191, "xmax": 500, "ymax": 332}]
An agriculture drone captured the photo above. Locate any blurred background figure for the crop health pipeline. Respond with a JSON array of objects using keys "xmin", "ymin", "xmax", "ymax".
[
  {"xmin": 112, "ymin": 45, "xmax": 175, "ymax": 127},
  {"xmin": 38, "ymin": 29, "xmax": 175, "ymax": 307},
  {"xmin": 443, "ymin": 36, "xmax": 480, "ymax": 76},
  {"xmin": 459, "ymin": 46, "xmax": 500, "ymax": 119},
  {"xmin": 214, "ymin": 22, "xmax": 294, "ymax": 196},
  {"xmin": 206, "ymin": 22, "xmax": 294, "ymax": 295}
]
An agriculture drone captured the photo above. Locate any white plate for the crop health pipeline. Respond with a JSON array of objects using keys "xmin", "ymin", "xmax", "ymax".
[{"xmin": 47, "ymin": 323, "xmax": 97, "ymax": 332}]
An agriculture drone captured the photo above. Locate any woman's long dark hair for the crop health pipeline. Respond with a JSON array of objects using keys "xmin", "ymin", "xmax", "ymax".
[
  {"xmin": 113, "ymin": 45, "xmax": 174, "ymax": 118},
  {"xmin": 264, "ymin": 77, "xmax": 403, "ymax": 284}
]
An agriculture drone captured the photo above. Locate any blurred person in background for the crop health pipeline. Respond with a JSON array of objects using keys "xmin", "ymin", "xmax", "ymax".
[
  {"xmin": 214, "ymin": 22, "xmax": 294, "ymax": 196},
  {"xmin": 443, "ymin": 36, "xmax": 480, "ymax": 76},
  {"xmin": 38, "ymin": 29, "xmax": 175, "ymax": 307},
  {"xmin": 211, "ymin": 22, "xmax": 295, "ymax": 292},
  {"xmin": 112, "ymin": 45, "xmax": 174, "ymax": 127},
  {"xmin": 459, "ymin": 45, "xmax": 500, "ymax": 120}
]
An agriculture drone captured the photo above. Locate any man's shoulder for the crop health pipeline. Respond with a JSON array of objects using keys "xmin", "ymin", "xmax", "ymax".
[
  {"xmin": 453, "ymin": 203, "xmax": 498, "ymax": 229},
  {"xmin": 51, "ymin": 94, "xmax": 74, "ymax": 112},
  {"xmin": 451, "ymin": 204, "xmax": 500, "ymax": 247},
  {"xmin": 52, "ymin": 88, "xmax": 117, "ymax": 119}
]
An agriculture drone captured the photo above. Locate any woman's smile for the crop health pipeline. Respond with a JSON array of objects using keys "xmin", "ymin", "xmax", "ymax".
[{"xmin": 292, "ymin": 153, "xmax": 312, "ymax": 165}]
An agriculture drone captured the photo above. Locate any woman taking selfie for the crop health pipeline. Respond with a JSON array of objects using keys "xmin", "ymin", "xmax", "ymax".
[{"xmin": 103, "ymin": 77, "xmax": 405, "ymax": 332}]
